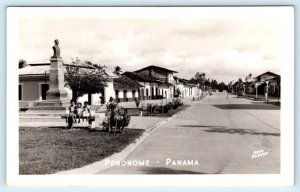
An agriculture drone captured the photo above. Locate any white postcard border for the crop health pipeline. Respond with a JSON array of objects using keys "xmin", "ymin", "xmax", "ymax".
[{"xmin": 6, "ymin": 7, "xmax": 294, "ymax": 187}]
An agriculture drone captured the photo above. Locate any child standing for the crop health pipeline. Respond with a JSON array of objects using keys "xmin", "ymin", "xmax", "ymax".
[
  {"xmin": 75, "ymin": 102, "xmax": 83, "ymax": 124},
  {"xmin": 67, "ymin": 100, "xmax": 77, "ymax": 128},
  {"xmin": 82, "ymin": 101, "xmax": 91, "ymax": 125}
]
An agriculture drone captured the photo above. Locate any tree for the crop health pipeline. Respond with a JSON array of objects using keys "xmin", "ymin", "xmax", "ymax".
[
  {"xmin": 218, "ymin": 82, "xmax": 227, "ymax": 92},
  {"xmin": 211, "ymin": 79, "xmax": 219, "ymax": 90},
  {"xmin": 248, "ymin": 73, "xmax": 252, "ymax": 81},
  {"xmin": 113, "ymin": 66, "xmax": 122, "ymax": 75},
  {"xmin": 190, "ymin": 72, "xmax": 206, "ymax": 89},
  {"xmin": 236, "ymin": 78, "xmax": 244, "ymax": 93},
  {"xmin": 227, "ymin": 81, "xmax": 234, "ymax": 93},
  {"xmin": 19, "ymin": 59, "xmax": 27, "ymax": 68},
  {"xmin": 244, "ymin": 73, "xmax": 253, "ymax": 94},
  {"xmin": 245, "ymin": 73, "xmax": 252, "ymax": 82},
  {"xmin": 64, "ymin": 59, "xmax": 108, "ymax": 102}
]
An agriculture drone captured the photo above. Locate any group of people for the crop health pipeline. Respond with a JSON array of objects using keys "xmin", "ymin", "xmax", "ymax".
[
  {"xmin": 66, "ymin": 97, "xmax": 130, "ymax": 131},
  {"xmin": 67, "ymin": 100, "xmax": 91, "ymax": 127},
  {"xmin": 102, "ymin": 97, "xmax": 130, "ymax": 132}
]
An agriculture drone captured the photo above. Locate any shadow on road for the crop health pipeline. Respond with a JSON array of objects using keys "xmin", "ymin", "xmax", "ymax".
[
  {"xmin": 179, "ymin": 125, "xmax": 280, "ymax": 136},
  {"xmin": 179, "ymin": 125, "xmax": 226, "ymax": 128},
  {"xmin": 213, "ymin": 104, "xmax": 280, "ymax": 110},
  {"xmin": 139, "ymin": 167, "xmax": 220, "ymax": 174},
  {"xmin": 204, "ymin": 127, "xmax": 280, "ymax": 136}
]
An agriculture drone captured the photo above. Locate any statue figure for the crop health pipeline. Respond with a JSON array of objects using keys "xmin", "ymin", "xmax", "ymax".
[{"xmin": 52, "ymin": 39, "xmax": 61, "ymax": 58}]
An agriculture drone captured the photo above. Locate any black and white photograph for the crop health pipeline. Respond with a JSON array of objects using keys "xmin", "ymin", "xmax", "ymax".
[{"xmin": 6, "ymin": 7, "xmax": 294, "ymax": 187}]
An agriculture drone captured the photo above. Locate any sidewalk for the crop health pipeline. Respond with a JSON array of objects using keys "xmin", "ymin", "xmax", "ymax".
[{"xmin": 244, "ymin": 93, "xmax": 280, "ymax": 102}]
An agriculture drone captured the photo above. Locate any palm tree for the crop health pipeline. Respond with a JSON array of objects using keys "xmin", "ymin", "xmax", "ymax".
[
  {"xmin": 19, "ymin": 59, "xmax": 27, "ymax": 68},
  {"xmin": 248, "ymin": 73, "xmax": 252, "ymax": 82},
  {"xmin": 113, "ymin": 66, "xmax": 122, "ymax": 75}
]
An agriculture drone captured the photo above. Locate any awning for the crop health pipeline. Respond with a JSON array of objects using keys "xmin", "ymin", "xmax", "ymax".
[{"xmin": 254, "ymin": 82, "xmax": 265, "ymax": 87}]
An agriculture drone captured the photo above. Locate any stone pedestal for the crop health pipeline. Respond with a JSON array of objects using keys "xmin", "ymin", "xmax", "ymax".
[
  {"xmin": 46, "ymin": 57, "xmax": 68, "ymax": 100},
  {"xmin": 27, "ymin": 57, "xmax": 70, "ymax": 112}
]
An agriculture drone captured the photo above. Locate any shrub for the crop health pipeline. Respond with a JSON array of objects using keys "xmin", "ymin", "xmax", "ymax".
[
  {"xmin": 172, "ymin": 98, "xmax": 183, "ymax": 109},
  {"xmin": 166, "ymin": 102, "xmax": 173, "ymax": 111}
]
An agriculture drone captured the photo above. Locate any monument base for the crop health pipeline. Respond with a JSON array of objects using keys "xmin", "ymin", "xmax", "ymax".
[
  {"xmin": 28, "ymin": 99, "xmax": 70, "ymax": 112},
  {"xmin": 19, "ymin": 112, "xmax": 67, "ymax": 127},
  {"xmin": 20, "ymin": 99, "xmax": 71, "ymax": 127}
]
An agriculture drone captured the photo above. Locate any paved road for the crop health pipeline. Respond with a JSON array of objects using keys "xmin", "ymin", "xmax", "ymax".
[{"xmin": 99, "ymin": 92, "xmax": 280, "ymax": 174}]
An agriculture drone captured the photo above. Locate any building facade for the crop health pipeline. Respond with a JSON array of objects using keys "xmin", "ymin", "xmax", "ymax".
[
  {"xmin": 249, "ymin": 71, "xmax": 280, "ymax": 97},
  {"xmin": 19, "ymin": 63, "xmax": 117, "ymax": 108},
  {"xmin": 173, "ymin": 76, "xmax": 198, "ymax": 98},
  {"xmin": 19, "ymin": 64, "xmax": 202, "ymax": 109}
]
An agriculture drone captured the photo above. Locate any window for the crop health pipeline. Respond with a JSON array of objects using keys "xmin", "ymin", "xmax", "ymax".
[
  {"xmin": 132, "ymin": 90, "xmax": 136, "ymax": 98},
  {"xmin": 41, "ymin": 84, "xmax": 49, "ymax": 100},
  {"xmin": 19, "ymin": 85, "xmax": 22, "ymax": 100}
]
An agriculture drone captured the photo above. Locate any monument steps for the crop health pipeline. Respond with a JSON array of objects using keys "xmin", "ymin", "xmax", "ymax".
[
  {"xmin": 19, "ymin": 122, "xmax": 66, "ymax": 127},
  {"xmin": 20, "ymin": 117, "xmax": 65, "ymax": 122},
  {"xmin": 19, "ymin": 113, "xmax": 66, "ymax": 122},
  {"xmin": 19, "ymin": 113, "xmax": 66, "ymax": 117},
  {"xmin": 19, "ymin": 113, "xmax": 66, "ymax": 127}
]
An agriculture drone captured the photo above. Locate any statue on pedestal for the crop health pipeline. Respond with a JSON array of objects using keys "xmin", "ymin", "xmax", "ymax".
[{"xmin": 52, "ymin": 39, "xmax": 61, "ymax": 58}]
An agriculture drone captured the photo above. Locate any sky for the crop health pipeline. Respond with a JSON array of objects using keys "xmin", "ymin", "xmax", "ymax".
[{"xmin": 19, "ymin": 17, "xmax": 282, "ymax": 84}]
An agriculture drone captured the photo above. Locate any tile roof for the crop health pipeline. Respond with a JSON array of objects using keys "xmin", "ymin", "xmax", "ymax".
[
  {"xmin": 19, "ymin": 65, "xmax": 50, "ymax": 76},
  {"xmin": 254, "ymin": 71, "xmax": 280, "ymax": 79},
  {"xmin": 134, "ymin": 65, "xmax": 178, "ymax": 73},
  {"xmin": 173, "ymin": 76, "xmax": 197, "ymax": 87},
  {"xmin": 113, "ymin": 75, "xmax": 143, "ymax": 88},
  {"xmin": 19, "ymin": 64, "xmax": 117, "ymax": 78},
  {"xmin": 122, "ymin": 72, "xmax": 163, "ymax": 83}
]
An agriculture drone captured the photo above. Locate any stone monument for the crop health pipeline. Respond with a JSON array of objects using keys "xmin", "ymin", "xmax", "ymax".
[
  {"xmin": 45, "ymin": 39, "xmax": 68, "ymax": 101},
  {"xmin": 27, "ymin": 39, "xmax": 69, "ymax": 113},
  {"xmin": 21, "ymin": 40, "xmax": 70, "ymax": 126}
]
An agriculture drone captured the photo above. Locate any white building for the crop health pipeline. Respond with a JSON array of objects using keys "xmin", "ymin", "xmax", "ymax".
[
  {"xmin": 173, "ymin": 76, "xmax": 198, "ymax": 98},
  {"xmin": 19, "ymin": 63, "xmax": 117, "ymax": 109}
]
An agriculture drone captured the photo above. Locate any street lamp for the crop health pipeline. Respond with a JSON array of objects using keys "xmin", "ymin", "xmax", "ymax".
[
  {"xmin": 255, "ymin": 83, "xmax": 258, "ymax": 100},
  {"xmin": 265, "ymin": 81, "xmax": 269, "ymax": 102}
]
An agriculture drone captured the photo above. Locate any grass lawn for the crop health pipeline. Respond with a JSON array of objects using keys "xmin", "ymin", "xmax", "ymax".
[{"xmin": 19, "ymin": 127, "xmax": 144, "ymax": 175}]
